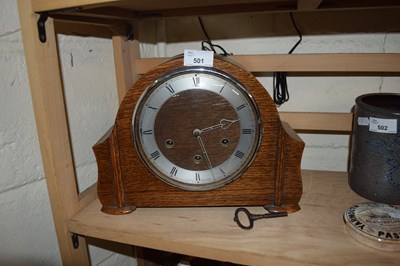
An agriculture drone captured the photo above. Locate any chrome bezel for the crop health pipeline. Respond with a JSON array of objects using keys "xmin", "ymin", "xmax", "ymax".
[{"xmin": 132, "ymin": 66, "xmax": 263, "ymax": 191}]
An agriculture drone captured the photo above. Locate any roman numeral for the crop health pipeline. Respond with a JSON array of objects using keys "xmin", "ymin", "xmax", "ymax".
[
  {"xmin": 142, "ymin": 129, "xmax": 153, "ymax": 135},
  {"xmin": 242, "ymin": 128, "xmax": 252, "ymax": 134},
  {"xmin": 193, "ymin": 76, "xmax": 200, "ymax": 87},
  {"xmin": 234, "ymin": 150, "xmax": 245, "ymax": 159},
  {"xmin": 146, "ymin": 104, "xmax": 158, "ymax": 111},
  {"xmin": 150, "ymin": 151, "xmax": 160, "ymax": 160},
  {"xmin": 170, "ymin": 166, "xmax": 178, "ymax": 176},
  {"xmin": 236, "ymin": 104, "xmax": 246, "ymax": 111},
  {"xmin": 219, "ymin": 82, "xmax": 226, "ymax": 93},
  {"xmin": 166, "ymin": 83, "xmax": 174, "ymax": 94},
  {"xmin": 219, "ymin": 168, "xmax": 226, "ymax": 176}
]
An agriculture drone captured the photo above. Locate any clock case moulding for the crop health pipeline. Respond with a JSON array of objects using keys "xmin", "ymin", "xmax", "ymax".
[{"xmin": 93, "ymin": 55, "xmax": 305, "ymax": 215}]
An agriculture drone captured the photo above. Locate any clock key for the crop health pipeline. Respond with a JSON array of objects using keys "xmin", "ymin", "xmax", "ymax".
[{"xmin": 233, "ymin": 207, "xmax": 288, "ymax": 230}]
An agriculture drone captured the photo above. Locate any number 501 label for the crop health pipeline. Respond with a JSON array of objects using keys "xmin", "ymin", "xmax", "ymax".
[
  {"xmin": 369, "ymin": 117, "xmax": 397, "ymax": 134},
  {"xmin": 184, "ymin": 49, "xmax": 214, "ymax": 67}
]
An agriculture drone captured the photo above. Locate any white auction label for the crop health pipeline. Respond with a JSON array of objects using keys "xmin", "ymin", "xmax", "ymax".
[
  {"xmin": 184, "ymin": 49, "xmax": 214, "ymax": 67},
  {"xmin": 357, "ymin": 117, "xmax": 370, "ymax": 126},
  {"xmin": 369, "ymin": 117, "xmax": 397, "ymax": 134}
]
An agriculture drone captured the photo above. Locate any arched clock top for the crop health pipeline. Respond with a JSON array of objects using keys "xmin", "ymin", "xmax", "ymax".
[{"xmin": 93, "ymin": 55, "xmax": 304, "ymax": 215}]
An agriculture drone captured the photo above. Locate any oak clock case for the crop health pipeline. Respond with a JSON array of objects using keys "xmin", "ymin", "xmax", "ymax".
[{"xmin": 93, "ymin": 55, "xmax": 304, "ymax": 215}]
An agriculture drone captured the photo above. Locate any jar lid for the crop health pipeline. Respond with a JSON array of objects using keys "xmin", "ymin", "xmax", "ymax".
[{"xmin": 343, "ymin": 202, "xmax": 400, "ymax": 252}]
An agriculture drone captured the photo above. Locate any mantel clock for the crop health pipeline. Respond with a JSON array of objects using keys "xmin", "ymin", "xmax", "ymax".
[{"xmin": 93, "ymin": 55, "xmax": 304, "ymax": 215}]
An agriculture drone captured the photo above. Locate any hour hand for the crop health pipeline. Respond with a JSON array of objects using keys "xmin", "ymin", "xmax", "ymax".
[{"xmin": 200, "ymin": 119, "xmax": 239, "ymax": 134}]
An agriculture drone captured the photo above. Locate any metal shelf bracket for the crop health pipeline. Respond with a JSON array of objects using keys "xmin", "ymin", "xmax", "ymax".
[{"xmin": 37, "ymin": 12, "xmax": 48, "ymax": 43}]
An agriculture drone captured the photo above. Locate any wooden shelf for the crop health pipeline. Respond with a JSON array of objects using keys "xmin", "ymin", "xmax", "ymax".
[
  {"xmin": 136, "ymin": 54, "xmax": 400, "ymax": 74},
  {"xmin": 280, "ymin": 112, "xmax": 353, "ymax": 133},
  {"xmin": 31, "ymin": 0, "xmax": 400, "ymax": 17},
  {"xmin": 18, "ymin": 0, "xmax": 400, "ymax": 264},
  {"xmin": 69, "ymin": 170, "xmax": 400, "ymax": 265}
]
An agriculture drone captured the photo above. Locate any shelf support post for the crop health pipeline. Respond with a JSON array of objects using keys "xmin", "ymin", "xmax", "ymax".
[
  {"xmin": 112, "ymin": 20, "xmax": 141, "ymax": 103},
  {"xmin": 17, "ymin": 0, "xmax": 90, "ymax": 264}
]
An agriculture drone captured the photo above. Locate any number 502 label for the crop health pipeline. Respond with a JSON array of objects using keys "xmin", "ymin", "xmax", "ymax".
[{"xmin": 369, "ymin": 117, "xmax": 397, "ymax": 134}]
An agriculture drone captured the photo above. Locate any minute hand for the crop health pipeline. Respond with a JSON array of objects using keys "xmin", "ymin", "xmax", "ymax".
[{"xmin": 200, "ymin": 119, "xmax": 240, "ymax": 134}]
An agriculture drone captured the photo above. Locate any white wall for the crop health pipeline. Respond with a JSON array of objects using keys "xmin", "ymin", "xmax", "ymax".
[
  {"xmin": 152, "ymin": 14, "xmax": 400, "ymax": 172},
  {"xmin": 0, "ymin": 1, "xmax": 134, "ymax": 265},
  {"xmin": 1, "ymin": 2, "xmax": 399, "ymax": 265},
  {"xmin": 0, "ymin": 1, "xmax": 61, "ymax": 265}
]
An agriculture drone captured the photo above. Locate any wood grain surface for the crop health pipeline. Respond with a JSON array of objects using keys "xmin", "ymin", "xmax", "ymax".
[
  {"xmin": 94, "ymin": 55, "xmax": 304, "ymax": 214},
  {"xmin": 69, "ymin": 170, "xmax": 400, "ymax": 265}
]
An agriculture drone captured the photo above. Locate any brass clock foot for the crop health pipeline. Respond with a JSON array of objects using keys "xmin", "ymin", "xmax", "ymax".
[
  {"xmin": 264, "ymin": 204, "xmax": 300, "ymax": 214},
  {"xmin": 101, "ymin": 205, "xmax": 136, "ymax": 215}
]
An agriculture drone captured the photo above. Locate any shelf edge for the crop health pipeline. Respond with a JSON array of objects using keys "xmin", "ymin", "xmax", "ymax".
[{"xmin": 136, "ymin": 54, "xmax": 400, "ymax": 74}]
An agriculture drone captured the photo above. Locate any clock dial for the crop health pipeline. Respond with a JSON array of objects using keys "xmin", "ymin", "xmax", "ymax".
[{"xmin": 133, "ymin": 67, "xmax": 262, "ymax": 190}]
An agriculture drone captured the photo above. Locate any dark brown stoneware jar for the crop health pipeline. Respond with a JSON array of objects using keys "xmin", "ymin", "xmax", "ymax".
[{"xmin": 349, "ymin": 93, "xmax": 400, "ymax": 204}]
